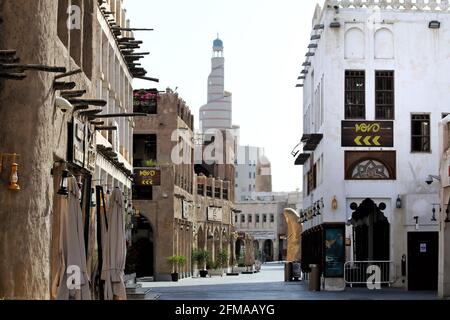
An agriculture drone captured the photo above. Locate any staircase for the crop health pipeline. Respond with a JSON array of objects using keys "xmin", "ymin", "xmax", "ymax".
[
  {"xmin": 124, "ymin": 273, "xmax": 160, "ymax": 300},
  {"xmin": 126, "ymin": 283, "xmax": 160, "ymax": 300}
]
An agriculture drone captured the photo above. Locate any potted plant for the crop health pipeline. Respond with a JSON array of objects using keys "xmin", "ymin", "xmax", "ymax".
[
  {"xmin": 217, "ymin": 250, "xmax": 229, "ymax": 276},
  {"xmin": 167, "ymin": 255, "xmax": 186, "ymax": 282},
  {"xmin": 193, "ymin": 249, "xmax": 210, "ymax": 278}
]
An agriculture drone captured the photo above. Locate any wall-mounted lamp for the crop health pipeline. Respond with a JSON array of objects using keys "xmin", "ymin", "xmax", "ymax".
[
  {"xmin": 414, "ymin": 216, "xmax": 419, "ymax": 230},
  {"xmin": 55, "ymin": 96, "xmax": 74, "ymax": 113},
  {"xmin": 57, "ymin": 169, "xmax": 69, "ymax": 196},
  {"xmin": 9, "ymin": 161, "xmax": 20, "ymax": 191},
  {"xmin": 1, "ymin": 153, "xmax": 21, "ymax": 191},
  {"xmin": 431, "ymin": 206, "xmax": 438, "ymax": 222},
  {"xmin": 331, "ymin": 196, "xmax": 338, "ymax": 210},
  {"xmin": 429, "ymin": 20, "xmax": 441, "ymax": 29},
  {"xmin": 396, "ymin": 195, "xmax": 402, "ymax": 209}
]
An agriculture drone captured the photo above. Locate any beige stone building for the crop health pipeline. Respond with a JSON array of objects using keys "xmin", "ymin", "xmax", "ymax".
[
  {"xmin": 0, "ymin": 0, "xmax": 148, "ymax": 299},
  {"xmin": 131, "ymin": 89, "xmax": 195, "ymax": 281},
  {"xmin": 236, "ymin": 192, "xmax": 302, "ymax": 263}
]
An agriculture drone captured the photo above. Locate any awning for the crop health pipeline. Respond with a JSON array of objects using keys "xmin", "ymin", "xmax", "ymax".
[
  {"xmin": 301, "ymin": 134, "xmax": 323, "ymax": 151},
  {"xmin": 294, "ymin": 153, "xmax": 310, "ymax": 166}
]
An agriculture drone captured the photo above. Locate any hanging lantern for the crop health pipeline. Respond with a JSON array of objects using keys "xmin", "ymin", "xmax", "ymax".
[
  {"xmin": 57, "ymin": 169, "xmax": 69, "ymax": 196},
  {"xmin": 8, "ymin": 162, "xmax": 20, "ymax": 191}
]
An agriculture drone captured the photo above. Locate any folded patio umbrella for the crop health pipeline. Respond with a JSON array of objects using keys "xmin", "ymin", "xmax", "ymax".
[
  {"xmin": 101, "ymin": 187, "xmax": 127, "ymax": 300},
  {"xmin": 56, "ymin": 178, "xmax": 91, "ymax": 300}
]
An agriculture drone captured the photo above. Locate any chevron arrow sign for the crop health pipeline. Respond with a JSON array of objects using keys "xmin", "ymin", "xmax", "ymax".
[
  {"xmin": 342, "ymin": 121, "xmax": 394, "ymax": 147},
  {"xmin": 354, "ymin": 135, "xmax": 382, "ymax": 146}
]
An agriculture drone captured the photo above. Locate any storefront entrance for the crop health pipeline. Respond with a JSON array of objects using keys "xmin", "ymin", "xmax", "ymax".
[
  {"xmin": 351, "ymin": 199, "xmax": 390, "ymax": 261},
  {"xmin": 126, "ymin": 214, "xmax": 154, "ymax": 278},
  {"xmin": 407, "ymin": 232, "xmax": 438, "ymax": 291}
]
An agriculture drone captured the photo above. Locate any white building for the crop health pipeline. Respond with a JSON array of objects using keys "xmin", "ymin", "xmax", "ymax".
[
  {"xmin": 199, "ymin": 37, "xmax": 233, "ymax": 132},
  {"xmin": 297, "ymin": 0, "xmax": 449, "ymax": 291},
  {"xmin": 235, "ymin": 145, "xmax": 264, "ymax": 201},
  {"xmin": 236, "ymin": 192, "xmax": 302, "ymax": 262}
]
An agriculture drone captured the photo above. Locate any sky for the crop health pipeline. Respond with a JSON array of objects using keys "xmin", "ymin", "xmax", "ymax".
[{"xmin": 124, "ymin": 0, "xmax": 323, "ymax": 192}]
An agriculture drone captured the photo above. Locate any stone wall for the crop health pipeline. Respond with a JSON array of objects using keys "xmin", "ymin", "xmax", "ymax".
[
  {"xmin": 0, "ymin": 0, "xmax": 94, "ymax": 299},
  {"xmin": 0, "ymin": 0, "xmax": 59, "ymax": 299}
]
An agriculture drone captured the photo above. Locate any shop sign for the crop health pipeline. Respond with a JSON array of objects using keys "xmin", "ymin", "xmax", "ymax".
[
  {"xmin": 182, "ymin": 200, "xmax": 190, "ymax": 219},
  {"xmin": 207, "ymin": 206, "xmax": 223, "ymax": 222},
  {"xmin": 341, "ymin": 121, "xmax": 393, "ymax": 147},
  {"xmin": 134, "ymin": 167, "xmax": 161, "ymax": 186}
]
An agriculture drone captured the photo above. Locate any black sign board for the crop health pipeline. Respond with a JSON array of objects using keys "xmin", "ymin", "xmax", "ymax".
[
  {"xmin": 342, "ymin": 121, "xmax": 394, "ymax": 147},
  {"xmin": 134, "ymin": 168, "xmax": 161, "ymax": 186}
]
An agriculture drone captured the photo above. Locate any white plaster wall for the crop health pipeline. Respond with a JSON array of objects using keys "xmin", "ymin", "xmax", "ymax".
[{"xmin": 301, "ymin": 5, "xmax": 448, "ymax": 287}]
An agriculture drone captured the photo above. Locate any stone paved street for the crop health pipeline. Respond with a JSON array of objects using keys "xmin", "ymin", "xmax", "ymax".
[{"xmin": 140, "ymin": 263, "xmax": 439, "ymax": 300}]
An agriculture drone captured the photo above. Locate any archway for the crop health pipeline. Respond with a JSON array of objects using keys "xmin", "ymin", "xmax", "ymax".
[
  {"xmin": 235, "ymin": 239, "xmax": 244, "ymax": 264},
  {"xmin": 213, "ymin": 229, "xmax": 221, "ymax": 264},
  {"xmin": 263, "ymin": 240, "xmax": 274, "ymax": 262},
  {"xmin": 350, "ymin": 198, "xmax": 390, "ymax": 261},
  {"xmin": 197, "ymin": 226, "xmax": 205, "ymax": 251},
  {"xmin": 126, "ymin": 214, "xmax": 154, "ymax": 278},
  {"xmin": 253, "ymin": 240, "xmax": 260, "ymax": 261}
]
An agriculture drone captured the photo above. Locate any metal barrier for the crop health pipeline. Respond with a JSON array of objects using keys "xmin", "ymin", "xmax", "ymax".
[{"xmin": 344, "ymin": 261, "xmax": 394, "ymax": 287}]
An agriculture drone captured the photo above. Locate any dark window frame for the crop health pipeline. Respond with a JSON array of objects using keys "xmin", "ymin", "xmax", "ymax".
[
  {"xmin": 248, "ymin": 215, "xmax": 253, "ymax": 223},
  {"xmin": 256, "ymin": 215, "xmax": 260, "ymax": 223},
  {"xmin": 345, "ymin": 70, "xmax": 366, "ymax": 119},
  {"xmin": 411, "ymin": 114, "xmax": 431, "ymax": 153},
  {"xmin": 375, "ymin": 70, "xmax": 395, "ymax": 120},
  {"xmin": 263, "ymin": 214, "xmax": 267, "ymax": 223}
]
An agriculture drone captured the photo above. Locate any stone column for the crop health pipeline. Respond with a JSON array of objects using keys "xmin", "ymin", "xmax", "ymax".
[{"xmin": 0, "ymin": 0, "xmax": 59, "ymax": 299}]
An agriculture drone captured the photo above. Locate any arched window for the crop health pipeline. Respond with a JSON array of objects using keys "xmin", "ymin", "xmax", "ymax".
[
  {"xmin": 374, "ymin": 28, "xmax": 394, "ymax": 59},
  {"xmin": 345, "ymin": 28, "xmax": 365, "ymax": 59}
]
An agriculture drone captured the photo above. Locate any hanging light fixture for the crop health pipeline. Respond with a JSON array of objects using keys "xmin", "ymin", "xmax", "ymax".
[
  {"xmin": 57, "ymin": 169, "xmax": 69, "ymax": 196},
  {"xmin": 8, "ymin": 160, "xmax": 20, "ymax": 191}
]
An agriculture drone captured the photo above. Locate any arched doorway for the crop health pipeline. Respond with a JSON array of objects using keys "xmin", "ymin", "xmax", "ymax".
[
  {"xmin": 197, "ymin": 226, "xmax": 205, "ymax": 251},
  {"xmin": 263, "ymin": 240, "xmax": 274, "ymax": 262},
  {"xmin": 126, "ymin": 214, "xmax": 154, "ymax": 278},
  {"xmin": 253, "ymin": 240, "xmax": 260, "ymax": 261},
  {"xmin": 350, "ymin": 198, "xmax": 390, "ymax": 261},
  {"xmin": 235, "ymin": 239, "xmax": 244, "ymax": 264},
  {"xmin": 213, "ymin": 229, "xmax": 220, "ymax": 263}
]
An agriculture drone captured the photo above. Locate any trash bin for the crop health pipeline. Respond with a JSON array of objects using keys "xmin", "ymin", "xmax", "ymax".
[
  {"xmin": 284, "ymin": 262, "xmax": 293, "ymax": 282},
  {"xmin": 309, "ymin": 264, "xmax": 320, "ymax": 291},
  {"xmin": 292, "ymin": 262, "xmax": 302, "ymax": 281}
]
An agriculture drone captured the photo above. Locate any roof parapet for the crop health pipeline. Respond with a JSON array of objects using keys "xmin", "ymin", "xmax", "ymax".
[{"xmin": 326, "ymin": 0, "xmax": 449, "ymax": 12}]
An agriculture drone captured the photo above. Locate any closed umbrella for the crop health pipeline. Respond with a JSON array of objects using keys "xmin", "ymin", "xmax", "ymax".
[
  {"xmin": 101, "ymin": 187, "xmax": 127, "ymax": 300},
  {"xmin": 56, "ymin": 178, "xmax": 91, "ymax": 300}
]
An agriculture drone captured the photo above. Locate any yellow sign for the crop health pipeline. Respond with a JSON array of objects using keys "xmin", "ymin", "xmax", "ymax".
[{"xmin": 354, "ymin": 135, "xmax": 381, "ymax": 146}]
